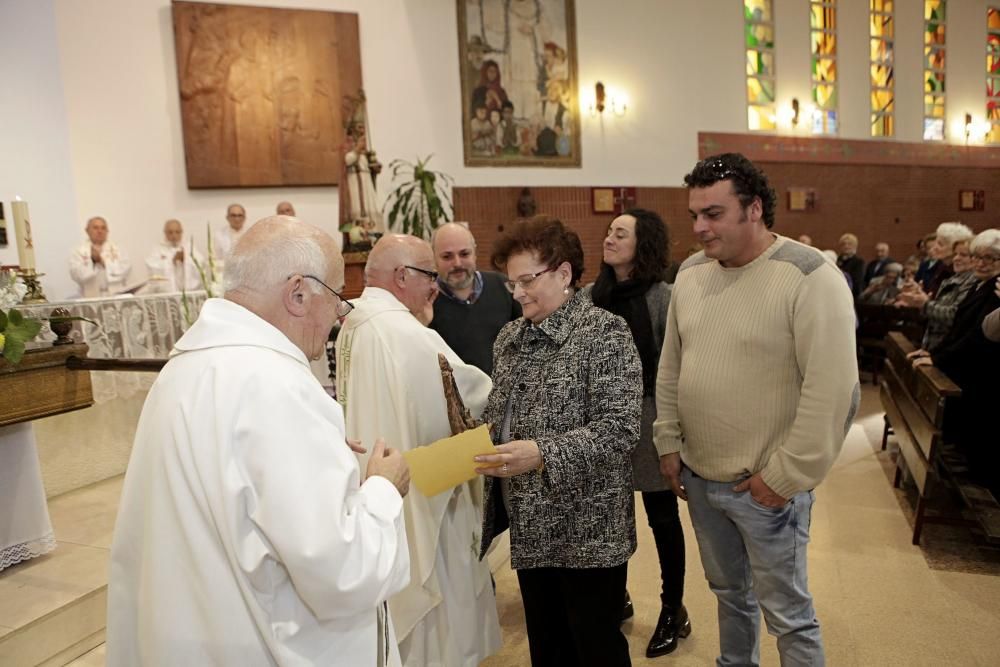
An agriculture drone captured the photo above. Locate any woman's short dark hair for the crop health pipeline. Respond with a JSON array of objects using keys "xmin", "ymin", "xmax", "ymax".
[
  {"xmin": 683, "ymin": 152, "xmax": 777, "ymax": 228},
  {"xmin": 616, "ymin": 208, "xmax": 670, "ymax": 282},
  {"xmin": 491, "ymin": 215, "xmax": 585, "ymax": 286}
]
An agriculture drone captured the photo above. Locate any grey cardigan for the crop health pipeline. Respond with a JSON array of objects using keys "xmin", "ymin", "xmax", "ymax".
[
  {"xmin": 479, "ymin": 291, "xmax": 643, "ymax": 569},
  {"xmin": 581, "ymin": 281, "xmax": 672, "ymax": 491}
]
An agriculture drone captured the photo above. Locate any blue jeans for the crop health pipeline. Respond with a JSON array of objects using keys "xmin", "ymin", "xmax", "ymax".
[{"xmin": 682, "ymin": 467, "xmax": 823, "ymax": 667}]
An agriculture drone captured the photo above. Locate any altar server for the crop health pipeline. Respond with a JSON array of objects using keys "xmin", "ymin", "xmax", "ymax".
[
  {"xmin": 68, "ymin": 216, "xmax": 131, "ymax": 297},
  {"xmin": 144, "ymin": 219, "xmax": 204, "ymax": 292},
  {"xmin": 108, "ymin": 216, "xmax": 411, "ymax": 667},
  {"xmin": 336, "ymin": 234, "xmax": 502, "ymax": 667}
]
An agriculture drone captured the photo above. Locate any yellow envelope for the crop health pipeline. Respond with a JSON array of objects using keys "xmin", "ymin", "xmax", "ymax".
[{"xmin": 403, "ymin": 424, "xmax": 498, "ymax": 497}]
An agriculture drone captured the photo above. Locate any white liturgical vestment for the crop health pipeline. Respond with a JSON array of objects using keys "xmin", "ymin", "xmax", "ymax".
[
  {"xmin": 336, "ymin": 287, "xmax": 502, "ymax": 667},
  {"xmin": 68, "ymin": 241, "xmax": 130, "ymax": 297},
  {"xmin": 212, "ymin": 224, "xmax": 249, "ymax": 263},
  {"xmin": 107, "ymin": 298, "xmax": 410, "ymax": 667},
  {"xmin": 144, "ymin": 242, "xmax": 204, "ymax": 292}
]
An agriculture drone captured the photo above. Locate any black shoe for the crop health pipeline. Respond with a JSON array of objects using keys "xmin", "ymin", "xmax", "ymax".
[
  {"xmin": 645, "ymin": 604, "xmax": 691, "ymax": 658},
  {"xmin": 621, "ymin": 590, "xmax": 634, "ymax": 623}
]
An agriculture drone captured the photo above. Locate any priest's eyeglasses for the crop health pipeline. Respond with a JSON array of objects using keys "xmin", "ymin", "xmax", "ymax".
[
  {"xmin": 298, "ymin": 275, "xmax": 355, "ymax": 317},
  {"xmin": 402, "ymin": 265, "xmax": 440, "ymax": 281},
  {"xmin": 503, "ymin": 267, "xmax": 556, "ymax": 293}
]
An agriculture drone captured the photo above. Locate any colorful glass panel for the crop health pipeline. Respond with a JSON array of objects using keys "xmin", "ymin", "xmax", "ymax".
[
  {"xmin": 812, "ymin": 31, "xmax": 836, "ymax": 56},
  {"xmin": 872, "ymin": 113, "xmax": 893, "ymax": 137},
  {"xmin": 870, "ymin": 14, "xmax": 893, "ymax": 40},
  {"xmin": 871, "ymin": 0, "xmax": 893, "ymax": 12},
  {"xmin": 925, "ymin": 0, "xmax": 945, "ymax": 21},
  {"xmin": 870, "ymin": 1, "xmax": 894, "ymax": 136},
  {"xmin": 812, "ymin": 58, "xmax": 837, "ymax": 83},
  {"xmin": 746, "ymin": 50, "xmax": 775, "ymax": 77},
  {"xmin": 871, "ymin": 64, "xmax": 893, "ymax": 89},
  {"xmin": 810, "ymin": 3, "xmax": 836, "ymax": 31},
  {"xmin": 924, "ymin": 95, "xmax": 945, "ymax": 117},
  {"xmin": 924, "ymin": 46, "xmax": 945, "ymax": 70},
  {"xmin": 810, "ymin": 1, "xmax": 837, "ymax": 134},
  {"xmin": 924, "ymin": 1, "xmax": 946, "ymax": 140},
  {"xmin": 991, "ymin": 8, "xmax": 1000, "ymax": 143},
  {"xmin": 989, "ymin": 7, "xmax": 1000, "ymax": 32},
  {"xmin": 924, "ymin": 71, "xmax": 945, "ymax": 95},
  {"xmin": 745, "ymin": 0, "xmax": 775, "ymax": 132},
  {"xmin": 923, "ymin": 118, "xmax": 945, "ymax": 141},
  {"xmin": 870, "ymin": 39, "xmax": 892, "ymax": 64}
]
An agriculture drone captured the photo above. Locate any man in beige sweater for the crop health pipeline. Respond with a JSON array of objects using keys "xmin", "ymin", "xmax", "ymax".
[{"xmin": 654, "ymin": 153, "xmax": 859, "ymax": 667}]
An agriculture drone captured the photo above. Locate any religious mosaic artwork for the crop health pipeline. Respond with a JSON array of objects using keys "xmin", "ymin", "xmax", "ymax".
[
  {"xmin": 744, "ymin": 0, "xmax": 775, "ymax": 131},
  {"xmin": 457, "ymin": 0, "xmax": 581, "ymax": 167},
  {"xmin": 988, "ymin": 6, "xmax": 1000, "ymax": 143},
  {"xmin": 810, "ymin": 1, "xmax": 838, "ymax": 135},
  {"xmin": 171, "ymin": 2, "xmax": 362, "ymax": 188},
  {"xmin": 870, "ymin": 0, "xmax": 894, "ymax": 137},
  {"xmin": 924, "ymin": 0, "xmax": 946, "ymax": 140}
]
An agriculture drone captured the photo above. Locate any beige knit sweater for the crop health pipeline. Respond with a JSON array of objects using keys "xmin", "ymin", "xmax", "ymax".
[{"xmin": 653, "ymin": 235, "xmax": 860, "ymax": 499}]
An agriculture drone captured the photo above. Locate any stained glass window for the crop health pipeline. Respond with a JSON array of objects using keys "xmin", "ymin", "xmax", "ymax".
[
  {"xmin": 810, "ymin": 1, "xmax": 837, "ymax": 134},
  {"xmin": 745, "ymin": 0, "xmax": 776, "ymax": 131},
  {"xmin": 989, "ymin": 7, "xmax": 1000, "ymax": 143},
  {"xmin": 870, "ymin": 0, "xmax": 894, "ymax": 137},
  {"xmin": 923, "ymin": 1, "xmax": 946, "ymax": 140}
]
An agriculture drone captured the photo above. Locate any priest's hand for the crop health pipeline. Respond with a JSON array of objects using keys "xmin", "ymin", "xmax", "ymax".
[
  {"xmin": 173, "ymin": 248, "xmax": 185, "ymax": 264},
  {"xmin": 346, "ymin": 439, "xmax": 367, "ymax": 454},
  {"xmin": 366, "ymin": 438, "xmax": 410, "ymax": 497},
  {"xmin": 474, "ymin": 439, "xmax": 542, "ymax": 477},
  {"xmin": 90, "ymin": 246, "xmax": 104, "ymax": 265}
]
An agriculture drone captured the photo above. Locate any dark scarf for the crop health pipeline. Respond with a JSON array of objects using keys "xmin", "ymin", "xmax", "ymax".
[{"xmin": 591, "ymin": 265, "xmax": 657, "ymax": 396}]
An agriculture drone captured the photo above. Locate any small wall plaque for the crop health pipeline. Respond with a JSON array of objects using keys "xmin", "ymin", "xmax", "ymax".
[
  {"xmin": 787, "ymin": 187, "xmax": 817, "ymax": 212},
  {"xmin": 959, "ymin": 190, "xmax": 985, "ymax": 211}
]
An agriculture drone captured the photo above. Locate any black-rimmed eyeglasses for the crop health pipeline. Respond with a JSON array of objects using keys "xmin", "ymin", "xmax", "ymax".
[
  {"xmin": 295, "ymin": 274, "xmax": 354, "ymax": 318},
  {"xmin": 402, "ymin": 265, "xmax": 440, "ymax": 281}
]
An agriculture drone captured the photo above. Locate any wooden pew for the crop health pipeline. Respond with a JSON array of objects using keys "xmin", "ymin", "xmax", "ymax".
[
  {"xmin": 879, "ymin": 332, "xmax": 960, "ymax": 544},
  {"xmin": 856, "ymin": 304, "xmax": 924, "ymax": 385},
  {"xmin": 879, "ymin": 331, "xmax": 1000, "ymax": 545}
]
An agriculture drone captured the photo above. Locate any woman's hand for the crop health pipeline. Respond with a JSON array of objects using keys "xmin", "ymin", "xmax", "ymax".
[
  {"xmin": 474, "ymin": 440, "xmax": 542, "ymax": 477},
  {"xmin": 912, "ymin": 356, "xmax": 933, "ymax": 368},
  {"xmin": 906, "ymin": 348, "xmax": 929, "ymax": 360}
]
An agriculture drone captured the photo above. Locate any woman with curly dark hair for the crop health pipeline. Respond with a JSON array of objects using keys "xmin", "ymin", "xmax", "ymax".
[
  {"xmin": 474, "ymin": 215, "xmax": 642, "ymax": 666},
  {"xmin": 584, "ymin": 208, "xmax": 691, "ymax": 658}
]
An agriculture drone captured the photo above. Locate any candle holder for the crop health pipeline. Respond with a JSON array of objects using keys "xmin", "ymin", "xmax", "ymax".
[{"xmin": 16, "ymin": 268, "xmax": 47, "ymax": 304}]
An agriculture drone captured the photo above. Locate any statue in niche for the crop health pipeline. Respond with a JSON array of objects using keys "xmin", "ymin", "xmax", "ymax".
[{"xmin": 339, "ymin": 91, "xmax": 384, "ymax": 251}]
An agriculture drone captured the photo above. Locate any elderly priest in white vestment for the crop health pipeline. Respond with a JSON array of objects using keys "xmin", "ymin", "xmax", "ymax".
[
  {"xmin": 144, "ymin": 219, "xmax": 204, "ymax": 292},
  {"xmin": 336, "ymin": 234, "xmax": 502, "ymax": 667},
  {"xmin": 107, "ymin": 217, "xmax": 412, "ymax": 667}
]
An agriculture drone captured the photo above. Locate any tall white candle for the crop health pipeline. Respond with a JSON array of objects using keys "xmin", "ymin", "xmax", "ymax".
[{"xmin": 11, "ymin": 198, "xmax": 36, "ymax": 270}]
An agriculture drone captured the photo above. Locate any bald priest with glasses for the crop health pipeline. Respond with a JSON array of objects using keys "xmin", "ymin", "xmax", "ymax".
[
  {"xmin": 108, "ymin": 217, "xmax": 412, "ymax": 666},
  {"xmin": 336, "ymin": 234, "xmax": 502, "ymax": 667}
]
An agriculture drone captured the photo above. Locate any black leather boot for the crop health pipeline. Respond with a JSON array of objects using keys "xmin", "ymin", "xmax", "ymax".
[
  {"xmin": 645, "ymin": 604, "xmax": 691, "ymax": 657},
  {"xmin": 621, "ymin": 590, "xmax": 634, "ymax": 623}
]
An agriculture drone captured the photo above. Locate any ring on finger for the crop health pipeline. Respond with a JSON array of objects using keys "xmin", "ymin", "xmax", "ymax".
[{"xmin": 502, "ymin": 463, "xmax": 509, "ymax": 475}]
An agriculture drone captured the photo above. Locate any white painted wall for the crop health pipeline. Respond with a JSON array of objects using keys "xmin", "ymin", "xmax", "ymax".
[{"xmin": 0, "ymin": 0, "xmax": 993, "ymax": 300}]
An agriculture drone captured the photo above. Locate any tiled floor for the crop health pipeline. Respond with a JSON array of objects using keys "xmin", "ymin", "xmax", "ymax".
[{"xmin": 23, "ymin": 385, "xmax": 1000, "ymax": 666}]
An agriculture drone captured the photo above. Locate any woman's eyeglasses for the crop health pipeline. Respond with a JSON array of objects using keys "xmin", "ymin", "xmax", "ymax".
[{"xmin": 503, "ymin": 267, "xmax": 556, "ymax": 293}]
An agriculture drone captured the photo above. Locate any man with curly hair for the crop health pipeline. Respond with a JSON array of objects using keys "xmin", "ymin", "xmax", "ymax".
[{"xmin": 655, "ymin": 153, "xmax": 859, "ymax": 666}]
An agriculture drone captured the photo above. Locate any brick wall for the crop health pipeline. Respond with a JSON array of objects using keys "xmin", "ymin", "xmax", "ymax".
[{"xmin": 455, "ymin": 162, "xmax": 999, "ymax": 281}]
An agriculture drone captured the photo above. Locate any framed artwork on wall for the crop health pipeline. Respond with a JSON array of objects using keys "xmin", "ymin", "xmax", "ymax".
[
  {"xmin": 171, "ymin": 2, "xmax": 362, "ymax": 188},
  {"xmin": 457, "ymin": 0, "xmax": 581, "ymax": 167}
]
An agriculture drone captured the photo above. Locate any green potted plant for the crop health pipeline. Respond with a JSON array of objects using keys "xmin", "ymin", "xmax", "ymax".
[{"xmin": 385, "ymin": 155, "xmax": 454, "ymax": 239}]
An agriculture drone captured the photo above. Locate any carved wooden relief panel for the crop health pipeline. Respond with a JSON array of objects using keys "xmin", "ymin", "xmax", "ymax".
[{"xmin": 171, "ymin": 1, "xmax": 362, "ymax": 188}]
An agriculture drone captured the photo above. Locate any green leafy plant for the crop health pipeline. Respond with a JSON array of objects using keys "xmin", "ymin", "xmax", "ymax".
[
  {"xmin": 385, "ymin": 155, "xmax": 454, "ymax": 239},
  {"xmin": 0, "ymin": 270, "xmax": 97, "ymax": 364}
]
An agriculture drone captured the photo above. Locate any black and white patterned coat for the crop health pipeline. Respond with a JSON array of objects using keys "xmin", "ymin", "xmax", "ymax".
[{"xmin": 478, "ymin": 291, "xmax": 643, "ymax": 569}]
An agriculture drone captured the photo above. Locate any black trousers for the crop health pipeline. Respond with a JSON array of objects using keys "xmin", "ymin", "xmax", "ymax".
[
  {"xmin": 516, "ymin": 563, "xmax": 631, "ymax": 667},
  {"xmin": 640, "ymin": 489, "xmax": 687, "ymax": 609}
]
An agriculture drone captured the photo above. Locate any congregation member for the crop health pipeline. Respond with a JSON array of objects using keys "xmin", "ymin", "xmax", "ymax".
[
  {"xmin": 584, "ymin": 208, "xmax": 691, "ymax": 657},
  {"xmin": 144, "ymin": 219, "xmax": 204, "ymax": 292},
  {"xmin": 655, "ymin": 153, "xmax": 859, "ymax": 666},
  {"xmin": 474, "ymin": 216, "xmax": 642, "ymax": 667},
  {"xmin": 863, "ymin": 241, "xmax": 894, "ymax": 288},
  {"xmin": 212, "ymin": 203, "xmax": 249, "ymax": 262},
  {"xmin": 860, "ymin": 261, "xmax": 903, "ymax": 305},
  {"xmin": 68, "ymin": 216, "xmax": 131, "ymax": 297},
  {"xmin": 898, "ymin": 237, "xmax": 977, "ymax": 350},
  {"xmin": 984, "ymin": 277, "xmax": 1000, "ymax": 342},
  {"xmin": 836, "ymin": 232, "xmax": 865, "ymax": 298},
  {"xmin": 277, "ymin": 200, "xmax": 296, "ymax": 216},
  {"xmin": 107, "ymin": 217, "xmax": 412, "ymax": 666},
  {"xmin": 797, "ymin": 233, "xmax": 813, "ymax": 246},
  {"xmin": 913, "ymin": 232, "xmax": 938, "ymax": 287},
  {"xmin": 429, "ymin": 222, "xmax": 521, "ymax": 374},
  {"xmin": 918, "ymin": 222, "xmax": 974, "ymax": 297},
  {"xmin": 913, "ymin": 230, "xmax": 1000, "ymax": 499},
  {"xmin": 336, "ymin": 234, "xmax": 501, "ymax": 667}
]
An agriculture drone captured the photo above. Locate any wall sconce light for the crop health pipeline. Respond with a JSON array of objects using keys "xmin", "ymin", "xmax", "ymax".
[
  {"xmin": 791, "ymin": 98, "xmax": 800, "ymax": 127},
  {"xmin": 589, "ymin": 81, "xmax": 628, "ymax": 117},
  {"xmin": 965, "ymin": 112, "xmax": 973, "ymax": 144}
]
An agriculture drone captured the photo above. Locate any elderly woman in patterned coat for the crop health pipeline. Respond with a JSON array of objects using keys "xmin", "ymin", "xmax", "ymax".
[{"xmin": 473, "ymin": 216, "xmax": 642, "ymax": 667}]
